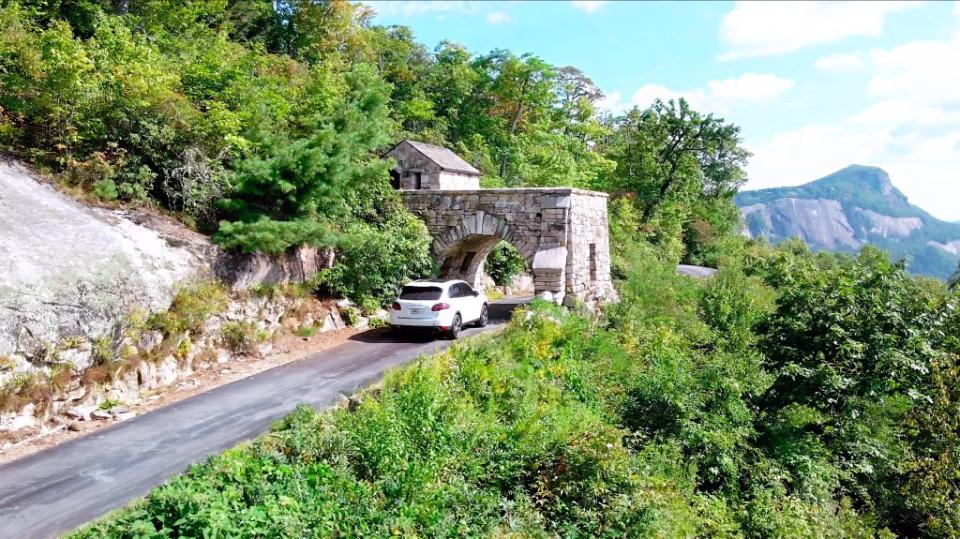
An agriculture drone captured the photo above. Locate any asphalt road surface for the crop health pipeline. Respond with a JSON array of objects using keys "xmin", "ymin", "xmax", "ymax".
[
  {"xmin": 676, "ymin": 264, "xmax": 718, "ymax": 278},
  {"xmin": 0, "ymin": 299, "xmax": 525, "ymax": 539}
]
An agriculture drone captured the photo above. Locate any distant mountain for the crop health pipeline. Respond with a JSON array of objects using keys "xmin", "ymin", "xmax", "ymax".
[{"xmin": 736, "ymin": 165, "xmax": 960, "ymax": 279}]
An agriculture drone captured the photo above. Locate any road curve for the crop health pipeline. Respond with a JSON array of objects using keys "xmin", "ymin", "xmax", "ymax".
[{"xmin": 0, "ymin": 300, "xmax": 525, "ymax": 539}]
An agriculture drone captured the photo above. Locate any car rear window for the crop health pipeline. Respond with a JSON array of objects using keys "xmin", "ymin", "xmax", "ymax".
[{"xmin": 399, "ymin": 286, "xmax": 443, "ymax": 300}]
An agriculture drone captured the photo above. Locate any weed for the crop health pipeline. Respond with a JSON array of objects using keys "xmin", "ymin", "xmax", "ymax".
[
  {"xmin": 221, "ymin": 321, "xmax": 260, "ymax": 354},
  {"xmin": 98, "ymin": 399, "xmax": 124, "ymax": 411},
  {"xmin": 295, "ymin": 325, "xmax": 318, "ymax": 338},
  {"xmin": 147, "ymin": 282, "xmax": 229, "ymax": 336}
]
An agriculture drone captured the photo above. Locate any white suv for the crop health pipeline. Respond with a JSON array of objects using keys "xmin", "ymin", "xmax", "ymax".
[{"xmin": 390, "ymin": 279, "xmax": 489, "ymax": 339}]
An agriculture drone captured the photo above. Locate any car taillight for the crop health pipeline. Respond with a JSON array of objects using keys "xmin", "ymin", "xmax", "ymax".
[
  {"xmin": 431, "ymin": 302, "xmax": 450, "ymax": 311},
  {"xmin": 391, "ymin": 302, "xmax": 401, "ymax": 310}
]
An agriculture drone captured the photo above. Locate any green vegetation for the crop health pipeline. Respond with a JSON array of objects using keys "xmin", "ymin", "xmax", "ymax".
[
  {"xmin": 10, "ymin": 3, "xmax": 958, "ymax": 537},
  {"xmin": 1, "ymin": 0, "xmax": 749, "ymax": 307},
  {"xmin": 220, "ymin": 320, "xmax": 265, "ymax": 355},
  {"xmin": 485, "ymin": 242, "xmax": 527, "ymax": 286},
  {"xmin": 72, "ymin": 240, "xmax": 960, "ymax": 537}
]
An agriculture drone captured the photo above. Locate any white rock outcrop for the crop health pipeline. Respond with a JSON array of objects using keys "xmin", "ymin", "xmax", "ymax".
[{"xmin": 0, "ymin": 160, "xmax": 215, "ymax": 357}]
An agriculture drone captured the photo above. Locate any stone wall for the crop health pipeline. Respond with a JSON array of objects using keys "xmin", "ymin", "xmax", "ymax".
[
  {"xmin": 401, "ymin": 188, "xmax": 616, "ymax": 305},
  {"xmin": 384, "ymin": 143, "xmax": 443, "ymax": 189}
]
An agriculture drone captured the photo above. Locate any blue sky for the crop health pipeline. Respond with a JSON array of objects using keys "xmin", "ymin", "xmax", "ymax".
[{"xmin": 365, "ymin": 1, "xmax": 960, "ymax": 221}]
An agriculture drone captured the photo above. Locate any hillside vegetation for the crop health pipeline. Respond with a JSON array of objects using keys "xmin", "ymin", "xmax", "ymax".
[
  {"xmin": 74, "ymin": 242, "xmax": 960, "ymax": 538},
  {"xmin": 6, "ymin": 2, "xmax": 960, "ymax": 537},
  {"xmin": 0, "ymin": 0, "xmax": 750, "ymax": 304}
]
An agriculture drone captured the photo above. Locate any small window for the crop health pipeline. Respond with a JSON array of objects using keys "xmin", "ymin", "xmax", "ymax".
[
  {"xmin": 399, "ymin": 286, "xmax": 442, "ymax": 300},
  {"xmin": 462, "ymin": 283, "xmax": 476, "ymax": 296},
  {"xmin": 414, "ymin": 172, "xmax": 422, "ymax": 189},
  {"xmin": 589, "ymin": 244, "xmax": 598, "ymax": 282},
  {"xmin": 459, "ymin": 252, "xmax": 476, "ymax": 273}
]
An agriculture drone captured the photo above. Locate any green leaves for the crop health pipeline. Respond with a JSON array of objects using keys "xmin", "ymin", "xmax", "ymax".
[{"xmin": 215, "ymin": 65, "xmax": 392, "ymax": 253}]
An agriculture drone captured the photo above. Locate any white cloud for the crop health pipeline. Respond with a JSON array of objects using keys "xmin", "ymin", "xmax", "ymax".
[
  {"xmin": 706, "ymin": 73, "xmax": 795, "ymax": 105},
  {"xmin": 611, "ymin": 73, "xmax": 794, "ymax": 115},
  {"xmin": 719, "ymin": 1, "xmax": 916, "ymax": 61},
  {"xmin": 363, "ymin": 1, "xmax": 479, "ymax": 18},
  {"xmin": 595, "ymin": 90, "xmax": 624, "ymax": 113},
  {"xmin": 747, "ymin": 8, "xmax": 960, "ymax": 220},
  {"xmin": 570, "ymin": 1, "xmax": 608, "ymax": 14},
  {"xmin": 814, "ymin": 52, "xmax": 866, "ymax": 73},
  {"xmin": 486, "ymin": 11, "xmax": 510, "ymax": 24},
  {"xmin": 747, "ymin": 122, "xmax": 960, "ymax": 221}
]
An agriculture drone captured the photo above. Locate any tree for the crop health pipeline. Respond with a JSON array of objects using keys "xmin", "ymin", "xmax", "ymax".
[
  {"xmin": 215, "ymin": 66, "xmax": 391, "ymax": 253},
  {"xmin": 474, "ymin": 50, "xmax": 555, "ymax": 181},
  {"xmin": 599, "ymin": 98, "xmax": 749, "ymax": 259},
  {"xmin": 949, "ymin": 262, "xmax": 959, "ymax": 290}
]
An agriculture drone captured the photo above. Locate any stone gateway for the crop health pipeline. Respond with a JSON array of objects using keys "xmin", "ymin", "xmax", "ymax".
[{"xmin": 401, "ymin": 188, "xmax": 616, "ymax": 306}]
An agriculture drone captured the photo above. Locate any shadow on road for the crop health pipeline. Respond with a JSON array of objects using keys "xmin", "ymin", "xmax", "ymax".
[{"xmin": 349, "ymin": 297, "xmax": 530, "ymax": 344}]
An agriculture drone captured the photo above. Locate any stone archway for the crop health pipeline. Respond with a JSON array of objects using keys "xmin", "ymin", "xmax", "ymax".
[{"xmin": 401, "ymin": 188, "xmax": 615, "ymax": 305}]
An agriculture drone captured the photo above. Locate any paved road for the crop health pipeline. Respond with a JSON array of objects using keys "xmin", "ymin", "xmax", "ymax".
[
  {"xmin": 676, "ymin": 264, "xmax": 718, "ymax": 278},
  {"xmin": 0, "ymin": 300, "xmax": 525, "ymax": 539}
]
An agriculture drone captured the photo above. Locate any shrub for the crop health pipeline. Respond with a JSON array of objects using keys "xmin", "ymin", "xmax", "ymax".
[
  {"xmin": 315, "ymin": 212, "xmax": 434, "ymax": 306},
  {"xmin": 221, "ymin": 321, "xmax": 261, "ymax": 355},
  {"xmin": 485, "ymin": 241, "xmax": 527, "ymax": 286},
  {"xmin": 147, "ymin": 282, "xmax": 228, "ymax": 336}
]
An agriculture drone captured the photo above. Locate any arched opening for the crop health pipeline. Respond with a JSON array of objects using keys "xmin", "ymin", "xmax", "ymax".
[{"xmin": 438, "ymin": 234, "xmax": 518, "ymax": 291}]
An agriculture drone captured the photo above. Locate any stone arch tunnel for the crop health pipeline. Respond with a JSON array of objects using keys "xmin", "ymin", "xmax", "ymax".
[{"xmin": 401, "ymin": 188, "xmax": 616, "ymax": 306}]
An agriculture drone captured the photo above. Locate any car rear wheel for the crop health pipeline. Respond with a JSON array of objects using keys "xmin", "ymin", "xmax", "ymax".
[
  {"xmin": 447, "ymin": 314, "xmax": 462, "ymax": 339},
  {"xmin": 477, "ymin": 304, "xmax": 489, "ymax": 328}
]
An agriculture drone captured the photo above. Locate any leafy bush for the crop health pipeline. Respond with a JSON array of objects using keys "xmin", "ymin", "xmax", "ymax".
[
  {"xmin": 220, "ymin": 321, "xmax": 262, "ymax": 355},
  {"xmin": 76, "ymin": 240, "xmax": 960, "ymax": 538},
  {"xmin": 147, "ymin": 282, "xmax": 228, "ymax": 337},
  {"xmin": 315, "ymin": 211, "xmax": 434, "ymax": 307},
  {"xmin": 485, "ymin": 241, "xmax": 527, "ymax": 286}
]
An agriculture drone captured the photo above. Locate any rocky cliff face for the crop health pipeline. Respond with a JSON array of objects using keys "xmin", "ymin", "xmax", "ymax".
[
  {"xmin": 0, "ymin": 160, "xmax": 216, "ymax": 357},
  {"xmin": 736, "ymin": 165, "xmax": 960, "ymax": 280},
  {"xmin": 0, "ymin": 158, "xmax": 334, "ymax": 359}
]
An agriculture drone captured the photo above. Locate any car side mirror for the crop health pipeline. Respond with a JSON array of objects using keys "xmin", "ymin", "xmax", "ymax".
[{"xmin": 472, "ymin": 291, "xmax": 479, "ymax": 296}]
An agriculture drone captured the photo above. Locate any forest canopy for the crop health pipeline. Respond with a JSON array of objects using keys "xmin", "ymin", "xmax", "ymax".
[{"xmin": 0, "ymin": 0, "xmax": 747, "ymax": 273}]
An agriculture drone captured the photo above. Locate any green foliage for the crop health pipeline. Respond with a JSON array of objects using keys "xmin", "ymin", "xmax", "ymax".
[
  {"xmin": 315, "ymin": 211, "xmax": 434, "ymax": 307},
  {"xmin": 98, "ymin": 398, "xmax": 124, "ymax": 411},
  {"xmin": 147, "ymin": 282, "xmax": 228, "ymax": 337},
  {"xmin": 215, "ymin": 65, "xmax": 393, "ymax": 253},
  {"xmin": 220, "ymin": 320, "xmax": 261, "ymax": 355},
  {"xmin": 599, "ymin": 98, "xmax": 750, "ymax": 262},
  {"xmin": 485, "ymin": 241, "xmax": 527, "ymax": 286}
]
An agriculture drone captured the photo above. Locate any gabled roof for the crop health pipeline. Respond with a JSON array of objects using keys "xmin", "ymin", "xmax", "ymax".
[{"xmin": 387, "ymin": 140, "xmax": 480, "ymax": 175}]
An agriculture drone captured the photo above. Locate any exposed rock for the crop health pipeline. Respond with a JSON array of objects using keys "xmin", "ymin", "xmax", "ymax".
[
  {"xmin": 929, "ymin": 240, "xmax": 960, "ymax": 256},
  {"xmin": 851, "ymin": 208, "xmax": 923, "ymax": 239},
  {"xmin": 1, "ymin": 158, "xmax": 339, "ymax": 360},
  {"xmin": 90, "ymin": 409, "xmax": 112, "ymax": 421},
  {"xmin": 742, "ymin": 198, "xmax": 860, "ymax": 250},
  {"xmin": 0, "ymin": 160, "xmax": 216, "ymax": 357},
  {"xmin": 65, "ymin": 405, "xmax": 97, "ymax": 421},
  {"xmin": 218, "ymin": 245, "xmax": 335, "ymax": 291},
  {"xmin": 138, "ymin": 331, "xmax": 164, "ymax": 354}
]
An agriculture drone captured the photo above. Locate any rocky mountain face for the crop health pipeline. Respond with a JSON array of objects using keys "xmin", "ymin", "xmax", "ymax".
[
  {"xmin": 0, "ymin": 159, "xmax": 333, "ymax": 359},
  {"xmin": 736, "ymin": 165, "xmax": 960, "ymax": 280}
]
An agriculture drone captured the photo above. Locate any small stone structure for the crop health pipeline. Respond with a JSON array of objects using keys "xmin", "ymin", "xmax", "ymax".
[
  {"xmin": 384, "ymin": 140, "xmax": 480, "ymax": 190},
  {"xmin": 402, "ymin": 188, "xmax": 615, "ymax": 305}
]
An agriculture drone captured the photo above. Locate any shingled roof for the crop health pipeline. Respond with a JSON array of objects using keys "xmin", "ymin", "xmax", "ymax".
[{"xmin": 394, "ymin": 140, "xmax": 480, "ymax": 175}]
